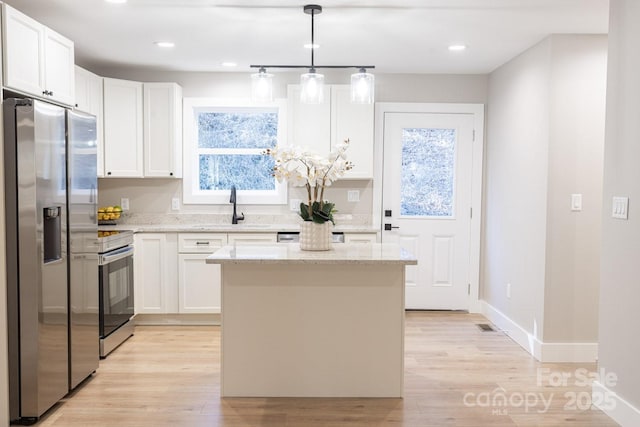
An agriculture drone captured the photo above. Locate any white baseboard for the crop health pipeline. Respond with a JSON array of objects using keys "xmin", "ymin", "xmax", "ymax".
[
  {"xmin": 481, "ymin": 301, "xmax": 597, "ymax": 363},
  {"xmin": 540, "ymin": 342, "xmax": 598, "ymax": 363},
  {"xmin": 134, "ymin": 313, "xmax": 220, "ymax": 326},
  {"xmin": 593, "ymin": 380, "xmax": 640, "ymax": 427}
]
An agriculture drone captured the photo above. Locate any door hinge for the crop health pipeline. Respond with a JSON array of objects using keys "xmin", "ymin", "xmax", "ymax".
[
  {"xmin": 472, "ymin": 129, "xmax": 476, "ymax": 141},
  {"xmin": 468, "ymin": 284, "xmax": 471, "ymax": 295},
  {"xmin": 470, "ymin": 207, "xmax": 473, "ymax": 218}
]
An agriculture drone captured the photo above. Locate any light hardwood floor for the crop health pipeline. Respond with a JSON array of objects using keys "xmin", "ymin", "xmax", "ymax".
[{"xmin": 34, "ymin": 312, "xmax": 618, "ymax": 426}]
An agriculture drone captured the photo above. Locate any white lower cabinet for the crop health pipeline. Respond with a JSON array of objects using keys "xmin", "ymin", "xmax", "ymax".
[
  {"xmin": 134, "ymin": 233, "xmax": 178, "ymax": 314},
  {"xmin": 133, "ymin": 231, "xmax": 283, "ymax": 316},
  {"xmin": 178, "ymin": 233, "xmax": 227, "ymax": 314}
]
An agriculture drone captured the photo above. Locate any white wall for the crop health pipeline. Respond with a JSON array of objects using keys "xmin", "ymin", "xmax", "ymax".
[
  {"xmin": 88, "ymin": 66, "xmax": 489, "ymax": 104},
  {"xmin": 483, "ymin": 34, "xmax": 607, "ymax": 352},
  {"xmin": 90, "ymin": 68, "xmax": 488, "ymax": 217},
  {"xmin": 484, "ymin": 38, "xmax": 551, "ymax": 341},
  {"xmin": 597, "ymin": 0, "xmax": 640, "ymax": 422},
  {"xmin": 544, "ymin": 35, "xmax": 607, "ymax": 343}
]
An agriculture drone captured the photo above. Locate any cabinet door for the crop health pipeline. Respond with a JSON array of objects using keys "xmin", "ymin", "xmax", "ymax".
[
  {"xmin": 75, "ymin": 66, "xmax": 105, "ymax": 177},
  {"xmin": 44, "ymin": 28, "xmax": 75, "ymax": 106},
  {"xmin": 331, "ymin": 86, "xmax": 374, "ymax": 179},
  {"xmin": 74, "ymin": 66, "xmax": 90, "ymax": 112},
  {"xmin": 134, "ymin": 233, "xmax": 178, "ymax": 314},
  {"xmin": 227, "ymin": 233, "xmax": 277, "ymax": 244},
  {"xmin": 287, "ymin": 85, "xmax": 331, "ymax": 154},
  {"xmin": 1, "ymin": 4, "xmax": 45, "ymax": 97},
  {"xmin": 178, "ymin": 254, "xmax": 221, "ymax": 313},
  {"xmin": 103, "ymin": 78, "xmax": 144, "ymax": 177},
  {"xmin": 143, "ymin": 83, "xmax": 183, "ymax": 178}
]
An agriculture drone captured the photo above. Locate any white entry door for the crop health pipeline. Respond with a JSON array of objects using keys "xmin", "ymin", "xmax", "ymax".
[{"xmin": 382, "ymin": 112, "xmax": 475, "ymax": 310}]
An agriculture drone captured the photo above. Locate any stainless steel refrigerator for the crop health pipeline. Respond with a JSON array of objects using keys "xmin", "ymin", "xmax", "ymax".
[{"xmin": 4, "ymin": 98, "xmax": 99, "ymax": 423}]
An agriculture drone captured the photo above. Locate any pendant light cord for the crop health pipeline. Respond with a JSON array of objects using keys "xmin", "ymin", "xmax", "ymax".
[{"xmin": 310, "ymin": 8, "xmax": 315, "ymax": 71}]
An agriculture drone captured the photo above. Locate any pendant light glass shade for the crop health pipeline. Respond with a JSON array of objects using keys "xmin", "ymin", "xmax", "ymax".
[
  {"xmin": 251, "ymin": 68, "xmax": 274, "ymax": 103},
  {"xmin": 350, "ymin": 69, "xmax": 375, "ymax": 104},
  {"xmin": 250, "ymin": 5, "xmax": 375, "ymax": 105},
  {"xmin": 300, "ymin": 71, "xmax": 325, "ymax": 104}
]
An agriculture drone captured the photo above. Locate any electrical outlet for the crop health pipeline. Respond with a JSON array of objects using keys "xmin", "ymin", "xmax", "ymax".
[
  {"xmin": 171, "ymin": 198, "xmax": 180, "ymax": 211},
  {"xmin": 347, "ymin": 190, "xmax": 360, "ymax": 202},
  {"xmin": 290, "ymin": 198, "xmax": 301, "ymax": 211},
  {"xmin": 506, "ymin": 283, "xmax": 511, "ymax": 299},
  {"xmin": 120, "ymin": 198, "xmax": 129, "ymax": 211}
]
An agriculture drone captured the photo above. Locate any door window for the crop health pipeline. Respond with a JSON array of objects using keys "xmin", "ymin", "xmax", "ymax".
[{"xmin": 401, "ymin": 128, "xmax": 456, "ymax": 217}]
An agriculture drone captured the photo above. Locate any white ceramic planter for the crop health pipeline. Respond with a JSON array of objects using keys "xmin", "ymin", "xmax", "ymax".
[{"xmin": 299, "ymin": 221, "xmax": 332, "ymax": 251}]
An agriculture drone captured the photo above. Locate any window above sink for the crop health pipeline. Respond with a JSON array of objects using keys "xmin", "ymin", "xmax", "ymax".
[{"xmin": 182, "ymin": 98, "xmax": 288, "ymax": 205}]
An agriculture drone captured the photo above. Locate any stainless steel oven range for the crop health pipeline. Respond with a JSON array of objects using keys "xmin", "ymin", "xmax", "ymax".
[{"xmin": 98, "ymin": 230, "xmax": 135, "ymax": 358}]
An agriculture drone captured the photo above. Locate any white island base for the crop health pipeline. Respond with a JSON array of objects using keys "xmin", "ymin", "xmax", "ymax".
[{"xmin": 207, "ymin": 243, "xmax": 417, "ymax": 398}]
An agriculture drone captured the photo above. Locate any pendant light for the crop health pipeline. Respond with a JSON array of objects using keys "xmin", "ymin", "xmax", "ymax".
[
  {"xmin": 251, "ymin": 67, "xmax": 274, "ymax": 103},
  {"xmin": 299, "ymin": 5, "xmax": 324, "ymax": 103},
  {"xmin": 250, "ymin": 4, "xmax": 375, "ymax": 104}
]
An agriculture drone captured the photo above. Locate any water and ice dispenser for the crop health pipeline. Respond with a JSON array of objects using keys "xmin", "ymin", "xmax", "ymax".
[{"xmin": 43, "ymin": 206, "xmax": 62, "ymax": 263}]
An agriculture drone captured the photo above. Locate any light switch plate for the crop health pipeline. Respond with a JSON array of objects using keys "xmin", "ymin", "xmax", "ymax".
[
  {"xmin": 171, "ymin": 198, "xmax": 180, "ymax": 211},
  {"xmin": 347, "ymin": 190, "xmax": 360, "ymax": 202},
  {"xmin": 120, "ymin": 198, "xmax": 129, "ymax": 211},
  {"xmin": 571, "ymin": 194, "xmax": 582, "ymax": 211},
  {"xmin": 612, "ymin": 196, "xmax": 629, "ymax": 219}
]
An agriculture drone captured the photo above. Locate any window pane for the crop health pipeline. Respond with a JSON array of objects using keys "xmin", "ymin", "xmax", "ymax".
[
  {"xmin": 401, "ymin": 128, "xmax": 456, "ymax": 217},
  {"xmin": 199, "ymin": 154, "xmax": 275, "ymax": 191},
  {"xmin": 198, "ymin": 112, "xmax": 278, "ymax": 149}
]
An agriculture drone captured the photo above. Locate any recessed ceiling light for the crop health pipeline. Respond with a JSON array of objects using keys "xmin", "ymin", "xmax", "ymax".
[
  {"xmin": 448, "ymin": 44, "xmax": 467, "ymax": 52},
  {"xmin": 222, "ymin": 62, "xmax": 237, "ymax": 67},
  {"xmin": 304, "ymin": 43, "xmax": 320, "ymax": 49},
  {"xmin": 105, "ymin": 0, "xmax": 127, "ymax": 4},
  {"xmin": 154, "ymin": 41, "xmax": 175, "ymax": 48}
]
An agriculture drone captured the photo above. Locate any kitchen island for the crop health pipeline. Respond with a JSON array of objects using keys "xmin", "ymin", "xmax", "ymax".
[{"xmin": 206, "ymin": 243, "xmax": 417, "ymax": 398}]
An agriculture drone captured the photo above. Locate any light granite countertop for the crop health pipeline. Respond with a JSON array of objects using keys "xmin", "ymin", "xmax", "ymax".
[
  {"xmin": 206, "ymin": 243, "xmax": 416, "ymax": 265},
  {"xmin": 99, "ymin": 223, "xmax": 379, "ymax": 234},
  {"xmin": 97, "ymin": 213, "xmax": 376, "ymax": 234}
]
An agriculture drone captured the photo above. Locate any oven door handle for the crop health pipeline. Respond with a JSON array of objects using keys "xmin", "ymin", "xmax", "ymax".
[{"xmin": 99, "ymin": 246, "xmax": 134, "ymax": 266}]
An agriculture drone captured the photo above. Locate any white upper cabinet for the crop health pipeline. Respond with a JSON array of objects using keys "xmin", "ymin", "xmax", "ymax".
[
  {"xmin": 330, "ymin": 86, "xmax": 374, "ymax": 179},
  {"xmin": 143, "ymin": 83, "xmax": 183, "ymax": 178},
  {"xmin": 287, "ymin": 85, "xmax": 331, "ymax": 154},
  {"xmin": 2, "ymin": 3, "xmax": 75, "ymax": 106},
  {"xmin": 287, "ymin": 84, "xmax": 374, "ymax": 179},
  {"xmin": 103, "ymin": 77, "xmax": 144, "ymax": 177},
  {"xmin": 75, "ymin": 66, "xmax": 105, "ymax": 177},
  {"xmin": 43, "ymin": 28, "xmax": 75, "ymax": 105}
]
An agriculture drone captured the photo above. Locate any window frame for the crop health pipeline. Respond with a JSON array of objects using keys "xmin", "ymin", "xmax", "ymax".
[{"xmin": 182, "ymin": 97, "xmax": 288, "ymax": 205}]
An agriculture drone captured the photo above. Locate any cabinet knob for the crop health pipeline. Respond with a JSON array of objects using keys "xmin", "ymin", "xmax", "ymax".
[
  {"xmin": 107, "ymin": 171, "xmax": 112, "ymax": 176},
  {"xmin": 169, "ymin": 172, "xmax": 173, "ymax": 176}
]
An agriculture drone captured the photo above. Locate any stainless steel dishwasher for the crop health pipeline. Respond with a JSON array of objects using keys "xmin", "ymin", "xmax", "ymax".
[{"xmin": 277, "ymin": 231, "xmax": 345, "ymax": 243}]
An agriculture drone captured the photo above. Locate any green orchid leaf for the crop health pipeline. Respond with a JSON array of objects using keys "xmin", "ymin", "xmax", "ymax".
[{"xmin": 299, "ymin": 203, "xmax": 311, "ymax": 221}]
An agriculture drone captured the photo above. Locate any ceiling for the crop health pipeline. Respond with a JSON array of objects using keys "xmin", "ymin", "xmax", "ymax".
[{"xmin": 4, "ymin": 0, "xmax": 609, "ymax": 74}]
